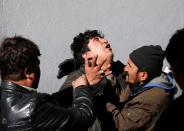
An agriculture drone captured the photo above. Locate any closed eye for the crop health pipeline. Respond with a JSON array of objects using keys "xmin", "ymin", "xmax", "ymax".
[{"xmin": 94, "ymin": 37, "xmax": 99, "ymax": 41}]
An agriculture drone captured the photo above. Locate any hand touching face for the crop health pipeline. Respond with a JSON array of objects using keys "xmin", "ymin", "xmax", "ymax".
[
  {"xmin": 83, "ymin": 53, "xmax": 112, "ymax": 86},
  {"xmin": 87, "ymin": 37, "xmax": 113, "ymax": 65}
]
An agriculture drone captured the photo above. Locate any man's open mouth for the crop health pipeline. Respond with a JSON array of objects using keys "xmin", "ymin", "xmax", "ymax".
[{"xmin": 106, "ymin": 44, "xmax": 111, "ymax": 48}]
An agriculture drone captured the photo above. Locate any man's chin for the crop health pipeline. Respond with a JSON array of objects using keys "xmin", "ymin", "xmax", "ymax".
[
  {"xmin": 125, "ymin": 80, "xmax": 131, "ymax": 84},
  {"xmin": 125, "ymin": 77, "xmax": 129, "ymax": 83},
  {"xmin": 125, "ymin": 80, "xmax": 135, "ymax": 85}
]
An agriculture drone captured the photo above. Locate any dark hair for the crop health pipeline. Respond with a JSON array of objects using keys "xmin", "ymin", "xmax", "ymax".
[
  {"xmin": 0, "ymin": 36, "xmax": 41, "ymax": 80},
  {"xmin": 166, "ymin": 28, "xmax": 184, "ymax": 75},
  {"xmin": 70, "ymin": 30, "xmax": 104, "ymax": 69}
]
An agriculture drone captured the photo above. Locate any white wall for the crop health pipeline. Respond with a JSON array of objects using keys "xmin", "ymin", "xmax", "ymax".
[{"xmin": 0, "ymin": 0, "xmax": 184, "ymax": 94}]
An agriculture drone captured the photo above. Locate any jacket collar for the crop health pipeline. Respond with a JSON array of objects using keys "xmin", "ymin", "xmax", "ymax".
[{"xmin": 1, "ymin": 81, "xmax": 36, "ymax": 92}]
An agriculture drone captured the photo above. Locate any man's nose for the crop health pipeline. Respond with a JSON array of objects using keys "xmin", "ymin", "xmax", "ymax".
[
  {"xmin": 124, "ymin": 65, "xmax": 128, "ymax": 71},
  {"xmin": 101, "ymin": 38, "xmax": 108, "ymax": 43}
]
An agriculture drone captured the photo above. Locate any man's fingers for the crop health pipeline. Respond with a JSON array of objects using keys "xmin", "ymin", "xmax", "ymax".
[
  {"xmin": 103, "ymin": 64, "xmax": 111, "ymax": 71},
  {"xmin": 97, "ymin": 58, "xmax": 107, "ymax": 70},
  {"xmin": 99, "ymin": 70, "xmax": 112, "ymax": 78},
  {"xmin": 105, "ymin": 70, "xmax": 112, "ymax": 76},
  {"xmin": 85, "ymin": 56, "xmax": 91, "ymax": 70},
  {"xmin": 91, "ymin": 54, "xmax": 98, "ymax": 68},
  {"xmin": 97, "ymin": 69, "xmax": 112, "ymax": 77}
]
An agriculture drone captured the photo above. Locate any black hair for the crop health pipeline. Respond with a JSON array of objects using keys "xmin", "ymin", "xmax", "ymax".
[
  {"xmin": 0, "ymin": 36, "xmax": 41, "ymax": 80},
  {"xmin": 70, "ymin": 30, "xmax": 104, "ymax": 69},
  {"xmin": 166, "ymin": 28, "xmax": 184, "ymax": 75}
]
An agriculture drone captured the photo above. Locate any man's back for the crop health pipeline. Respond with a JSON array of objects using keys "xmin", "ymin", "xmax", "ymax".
[
  {"xmin": 1, "ymin": 81, "xmax": 38, "ymax": 131},
  {"xmin": 0, "ymin": 81, "xmax": 94, "ymax": 131}
]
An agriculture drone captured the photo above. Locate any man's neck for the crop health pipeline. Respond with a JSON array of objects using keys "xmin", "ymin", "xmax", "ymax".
[
  {"xmin": 97, "ymin": 57, "xmax": 113, "ymax": 71},
  {"xmin": 7, "ymin": 79, "xmax": 32, "ymax": 89}
]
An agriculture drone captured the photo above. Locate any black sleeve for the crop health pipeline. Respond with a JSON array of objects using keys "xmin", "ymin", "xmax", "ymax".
[
  {"xmin": 57, "ymin": 58, "xmax": 75, "ymax": 79},
  {"xmin": 52, "ymin": 86, "xmax": 73, "ymax": 108},
  {"xmin": 32, "ymin": 86, "xmax": 94, "ymax": 130}
]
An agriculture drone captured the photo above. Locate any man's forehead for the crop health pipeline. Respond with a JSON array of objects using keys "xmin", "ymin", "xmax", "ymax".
[{"xmin": 128, "ymin": 58, "xmax": 138, "ymax": 68}]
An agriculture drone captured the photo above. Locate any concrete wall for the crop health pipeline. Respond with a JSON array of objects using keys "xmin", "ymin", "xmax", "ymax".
[{"xmin": 0, "ymin": 0, "xmax": 184, "ymax": 94}]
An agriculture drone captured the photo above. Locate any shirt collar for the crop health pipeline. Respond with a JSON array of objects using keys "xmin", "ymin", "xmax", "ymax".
[{"xmin": 20, "ymin": 84, "xmax": 37, "ymax": 92}]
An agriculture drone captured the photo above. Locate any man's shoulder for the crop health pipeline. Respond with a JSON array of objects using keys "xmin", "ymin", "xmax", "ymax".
[
  {"xmin": 141, "ymin": 86, "xmax": 171, "ymax": 98},
  {"xmin": 133, "ymin": 73, "xmax": 176, "ymax": 99},
  {"xmin": 60, "ymin": 69, "xmax": 83, "ymax": 91},
  {"xmin": 131, "ymin": 86, "xmax": 172, "ymax": 109}
]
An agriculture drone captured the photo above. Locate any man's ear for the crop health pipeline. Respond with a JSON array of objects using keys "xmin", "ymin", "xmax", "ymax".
[
  {"xmin": 139, "ymin": 72, "xmax": 148, "ymax": 81},
  {"xmin": 24, "ymin": 67, "xmax": 34, "ymax": 80},
  {"xmin": 82, "ymin": 53, "xmax": 87, "ymax": 59}
]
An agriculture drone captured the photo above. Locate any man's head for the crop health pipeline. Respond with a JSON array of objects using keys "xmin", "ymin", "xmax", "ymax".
[
  {"xmin": 124, "ymin": 45, "xmax": 165, "ymax": 85},
  {"xmin": 71, "ymin": 30, "xmax": 113, "ymax": 69},
  {"xmin": 166, "ymin": 28, "xmax": 184, "ymax": 89},
  {"xmin": 0, "ymin": 36, "xmax": 41, "ymax": 89}
]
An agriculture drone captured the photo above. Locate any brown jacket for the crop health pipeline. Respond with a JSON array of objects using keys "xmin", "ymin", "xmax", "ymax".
[{"xmin": 106, "ymin": 73, "xmax": 175, "ymax": 131}]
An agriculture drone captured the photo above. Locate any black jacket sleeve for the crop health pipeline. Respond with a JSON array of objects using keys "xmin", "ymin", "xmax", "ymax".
[{"xmin": 32, "ymin": 86, "xmax": 94, "ymax": 130}]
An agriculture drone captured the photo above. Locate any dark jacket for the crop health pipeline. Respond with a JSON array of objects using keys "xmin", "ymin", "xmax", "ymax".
[
  {"xmin": 59, "ymin": 62, "xmax": 175, "ymax": 131},
  {"xmin": 59, "ymin": 61, "xmax": 124, "ymax": 131},
  {"xmin": 59, "ymin": 70, "xmax": 118, "ymax": 131},
  {"xmin": 155, "ymin": 93, "xmax": 184, "ymax": 131},
  {"xmin": 0, "ymin": 81, "xmax": 94, "ymax": 131}
]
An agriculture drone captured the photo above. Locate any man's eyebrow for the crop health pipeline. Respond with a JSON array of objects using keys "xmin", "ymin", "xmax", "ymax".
[
  {"xmin": 127, "ymin": 62, "xmax": 131, "ymax": 67},
  {"xmin": 91, "ymin": 37, "xmax": 96, "ymax": 41}
]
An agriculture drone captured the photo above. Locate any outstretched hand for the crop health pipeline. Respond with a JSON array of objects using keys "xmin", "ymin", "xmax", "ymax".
[{"xmin": 84, "ymin": 54, "xmax": 112, "ymax": 86}]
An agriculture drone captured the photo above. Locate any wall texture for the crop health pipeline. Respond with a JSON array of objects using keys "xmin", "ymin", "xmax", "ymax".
[{"xmin": 0, "ymin": 0, "xmax": 184, "ymax": 95}]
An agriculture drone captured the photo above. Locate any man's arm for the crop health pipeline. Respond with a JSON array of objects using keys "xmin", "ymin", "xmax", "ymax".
[
  {"xmin": 106, "ymin": 101, "xmax": 153, "ymax": 130},
  {"xmin": 106, "ymin": 86, "xmax": 171, "ymax": 131},
  {"xmin": 32, "ymin": 55, "xmax": 112, "ymax": 130},
  {"xmin": 32, "ymin": 76, "xmax": 94, "ymax": 130}
]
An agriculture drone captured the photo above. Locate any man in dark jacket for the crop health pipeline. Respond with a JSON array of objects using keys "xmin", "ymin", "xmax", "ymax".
[
  {"xmin": 57, "ymin": 30, "xmax": 176, "ymax": 131},
  {"xmin": 0, "ymin": 36, "xmax": 110, "ymax": 131},
  {"xmin": 155, "ymin": 28, "xmax": 184, "ymax": 130}
]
